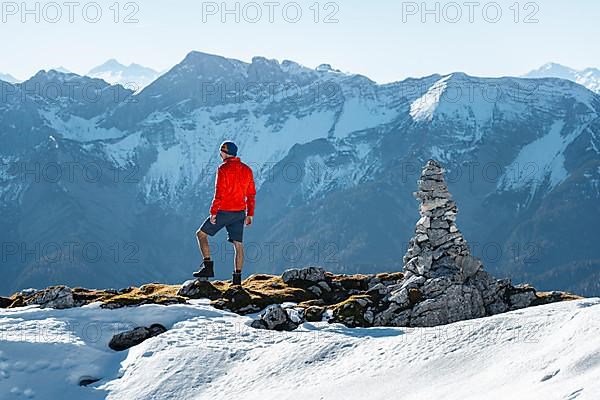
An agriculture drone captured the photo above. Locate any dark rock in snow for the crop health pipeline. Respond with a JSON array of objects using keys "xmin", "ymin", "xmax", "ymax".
[
  {"xmin": 109, "ymin": 324, "xmax": 167, "ymax": 351},
  {"xmin": 0, "ymin": 296, "xmax": 12, "ymax": 308},
  {"xmin": 177, "ymin": 279, "xmax": 223, "ymax": 300},
  {"xmin": 251, "ymin": 304, "xmax": 298, "ymax": 331}
]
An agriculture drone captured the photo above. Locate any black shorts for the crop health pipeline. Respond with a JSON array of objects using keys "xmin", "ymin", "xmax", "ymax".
[{"xmin": 200, "ymin": 210, "xmax": 246, "ymax": 243}]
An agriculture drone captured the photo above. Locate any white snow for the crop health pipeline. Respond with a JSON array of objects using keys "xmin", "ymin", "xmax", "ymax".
[
  {"xmin": 40, "ymin": 109, "xmax": 126, "ymax": 142},
  {"xmin": 100, "ymin": 132, "xmax": 144, "ymax": 169},
  {"xmin": 134, "ymin": 105, "xmax": 339, "ymax": 203},
  {"xmin": 497, "ymin": 121, "xmax": 586, "ymax": 201},
  {"xmin": 410, "ymin": 75, "xmax": 450, "ymax": 122},
  {"xmin": 1, "ymin": 297, "xmax": 599, "ymax": 400},
  {"xmin": 333, "ymin": 97, "xmax": 393, "ymax": 138}
]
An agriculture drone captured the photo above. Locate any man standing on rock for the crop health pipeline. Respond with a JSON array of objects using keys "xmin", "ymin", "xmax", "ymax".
[{"xmin": 194, "ymin": 141, "xmax": 256, "ymax": 286}]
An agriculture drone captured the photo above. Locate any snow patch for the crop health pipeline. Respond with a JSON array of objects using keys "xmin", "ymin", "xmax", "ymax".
[
  {"xmin": 40, "ymin": 109, "xmax": 126, "ymax": 142},
  {"xmin": 497, "ymin": 121, "xmax": 581, "ymax": 199},
  {"xmin": 410, "ymin": 75, "xmax": 450, "ymax": 122}
]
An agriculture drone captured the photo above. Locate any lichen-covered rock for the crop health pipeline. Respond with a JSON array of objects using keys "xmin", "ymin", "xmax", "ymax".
[
  {"xmin": 332, "ymin": 274, "xmax": 372, "ymax": 291},
  {"xmin": 251, "ymin": 304, "xmax": 299, "ymax": 331},
  {"xmin": 304, "ymin": 306, "xmax": 325, "ymax": 322},
  {"xmin": 410, "ymin": 285, "xmax": 485, "ymax": 327},
  {"xmin": 330, "ymin": 295, "xmax": 374, "ymax": 328},
  {"xmin": 308, "ymin": 285, "xmax": 323, "ymax": 296},
  {"xmin": 420, "ymin": 277, "xmax": 454, "ymax": 298},
  {"xmin": 370, "ymin": 272, "xmax": 404, "ymax": 289},
  {"xmin": 373, "ymin": 303, "xmax": 412, "ymax": 327},
  {"xmin": 457, "ymin": 255, "xmax": 483, "ymax": 281},
  {"xmin": 366, "ymin": 283, "xmax": 389, "ymax": 300},
  {"xmin": 109, "ymin": 324, "xmax": 167, "ymax": 351},
  {"xmin": 177, "ymin": 280, "xmax": 223, "ymax": 300},
  {"xmin": 282, "ymin": 266, "xmax": 327, "ymax": 285},
  {"xmin": 100, "ymin": 284, "xmax": 186, "ymax": 309},
  {"xmin": 388, "ymin": 288, "xmax": 410, "ymax": 308},
  {"xmin": 507, "ymin": 285, "xmax": 538, "ymax": 310},
  {"xmin": 214, "ymin": 286, "xmax": 254, "ymax": 311},
  {"xmin": 28, "ymin": 286, "xmax": 75, "ymax": 309},
  {"xmin": 285, "ymin": 307, "xmax": 305, "ymax": 324}
]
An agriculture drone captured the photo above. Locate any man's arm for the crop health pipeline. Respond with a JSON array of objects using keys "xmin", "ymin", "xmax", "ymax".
[
  {"xmin": 246, "ymin": 168, "xmax": 256, "ymax": 219},
  {"xmin": 209, "ymin": 167, "xmax": 225, "ymax": 218}
]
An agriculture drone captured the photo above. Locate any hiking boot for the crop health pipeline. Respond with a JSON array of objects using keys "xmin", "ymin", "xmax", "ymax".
[
  {"xmin": 193, "ymin": 259, "xmax": 214, "ymax": 278},
  {"xmin": 232, "ymin": 271, "xmax": 242, "ymax": 286}
]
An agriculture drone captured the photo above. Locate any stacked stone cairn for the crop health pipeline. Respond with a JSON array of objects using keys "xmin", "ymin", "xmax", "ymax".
[{"xmin": 374, "ymin": 160, "xmax": 537, "ymax": 327}]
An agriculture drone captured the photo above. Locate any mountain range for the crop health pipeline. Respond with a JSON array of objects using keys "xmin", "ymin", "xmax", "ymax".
[{"xmin": 1, "ymin": 52, "xmax": 599, "ymax": 296}]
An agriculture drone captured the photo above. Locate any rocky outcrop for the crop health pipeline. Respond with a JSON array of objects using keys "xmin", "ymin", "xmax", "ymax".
[
  {"xmin": 108, "ymin": 324, "xmax": 167, "ymax": 352},
  {"xmin": 101, "ymin": 284, "xmax": 186, "ymax": 309},
  {"xmin": 0, "ymin": 296, "xmax": 13, "ymax": 308},
  {"xmin": 373, "ymin": 160, "xmax": 550, "ymax": 327},
  {"xmin": 250, "ymin": 304, "xmax": 299, "ymax": 331},
  {"xmin": 2, "ymin": 265, "xmax": 578, "ymax": 332},
  {"xmin": 28, "ymin": 286, "xmax": 75, "ymax": 309},
  {"xmin": 282, "ymin": 266, "xmax": 327, "ymax": 285},
  {"xmin": 178, "ymin": 280, "xmax": 223, "ymax": 300},
  {"xmin": 2, "ymin": 284, "xmax": 186, "ymax": 310}
]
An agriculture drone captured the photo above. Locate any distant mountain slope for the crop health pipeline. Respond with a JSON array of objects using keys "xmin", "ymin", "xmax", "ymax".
[
  {"xmin": 0, "ymin": 72, "xmax": 20, "ymax": 83},
  {"xmin": 87, "ymin": 59, "xmax": 160, "ymax": 91},
  {"xmin": 1, "ymin": 51, "xmax": 599, "ymax": 296},
  {"xmin": 524, "ymin": 62, "xmax": 600, "ymax": 93}
]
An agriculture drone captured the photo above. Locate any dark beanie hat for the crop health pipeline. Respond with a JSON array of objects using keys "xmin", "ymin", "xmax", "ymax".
[{"xmin": 220, "ymin": 141, "xmax": 238, "ymax": 156}]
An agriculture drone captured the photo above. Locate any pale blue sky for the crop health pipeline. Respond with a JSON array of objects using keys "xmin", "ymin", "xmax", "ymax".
[{"xmin": 1, "ymin": 0, "xmax": 598, "ymax": 82}]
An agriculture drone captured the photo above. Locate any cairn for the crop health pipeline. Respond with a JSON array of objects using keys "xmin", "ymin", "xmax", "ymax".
[
  {"xmin": 373, "ymin": 160, "xmax": 538, "ymax": 327},
  {"xmin": 403, "ymin": 159, "xmax": 482, "ymax": 281}
]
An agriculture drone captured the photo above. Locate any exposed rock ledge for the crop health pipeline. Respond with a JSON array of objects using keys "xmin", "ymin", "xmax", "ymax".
[{"xmin": 0, "ymin": 269, "xmax": 580, "ymax": 330}]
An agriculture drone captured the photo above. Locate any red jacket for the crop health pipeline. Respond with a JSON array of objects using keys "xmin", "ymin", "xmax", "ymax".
[{"xmin": 210, "ymin": 157, "xmax": 256, "ymax": 216}]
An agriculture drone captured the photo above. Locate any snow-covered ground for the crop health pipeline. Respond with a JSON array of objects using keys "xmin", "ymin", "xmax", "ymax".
[{"xmin": 1, "ymin": 298, "xmax": 599, "ymax": 400}]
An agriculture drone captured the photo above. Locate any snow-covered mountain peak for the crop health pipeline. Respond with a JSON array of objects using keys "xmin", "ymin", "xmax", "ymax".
[
  {"xmin": 91, "ymin": 58, "xmax": 123, "ymax": 71},
  {"xmin": 162, "ymin": 51, "xmax": 249, "ymax": 84},
  {"xmin": 524, "ymin": 63, "xmax": 600, "ymax": 93},
  {"xmin": 0, "ymin": 72, "xmax": 20, "ymax": 84},
  {"xmin": 528, "ymin": 62, "xmax": 576, "ymax": 79},
  {"xmin": 87, "ymin": 59, "xmax": 160, "ymax": 91},
  {"xmin": 35, "ymin": 69, "xmax": 83, "ymax": 82}
]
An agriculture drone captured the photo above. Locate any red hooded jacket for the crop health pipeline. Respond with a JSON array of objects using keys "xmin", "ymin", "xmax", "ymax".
[{"xmin": 210, "ymin": 157, "xmax": 256, "ymax": 216}]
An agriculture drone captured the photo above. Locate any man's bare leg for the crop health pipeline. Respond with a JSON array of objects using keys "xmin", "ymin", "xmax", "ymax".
[
  {"xmin": 233, "ymin": 241, "xmax": 244, "ymax": 273},
  {"xmin": 196, "ymin": 229, "xmax": 211, "ymax": 259}
]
